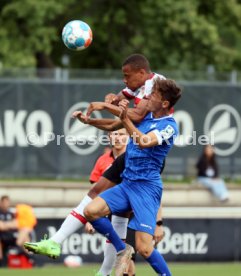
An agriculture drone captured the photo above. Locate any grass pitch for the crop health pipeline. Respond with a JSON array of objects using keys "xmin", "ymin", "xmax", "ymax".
[{"xmin": 0, "ymin": 263, "xmax": 241, "ymax": 276}]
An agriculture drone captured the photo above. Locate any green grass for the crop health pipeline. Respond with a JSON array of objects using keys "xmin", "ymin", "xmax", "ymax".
[{"xmin": 0, "ymin": 263, "xmax": 241, "ymax": 276}]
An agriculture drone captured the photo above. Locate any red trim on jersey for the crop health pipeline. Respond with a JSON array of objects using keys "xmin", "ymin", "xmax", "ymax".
[
  {"xmin": 122, "ymin": 90, "xmax": 135, "ymax": 99},
  {"xmin": 70, "ymin": 210, "xmax": 87, "ymax": 225},
  {"xmin": 170, "ymin": 107, "xmax": 174, "ymax": 115},
  {"xmin": 148, "ymin": 72, "xmax": 155, "ymax": 80},
  {"xmin": 134, "ymin": 97, "xmax": 141, "ymax": 106}
]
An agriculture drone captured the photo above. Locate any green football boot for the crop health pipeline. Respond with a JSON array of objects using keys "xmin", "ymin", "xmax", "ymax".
[
  {"xmin": 24, "ymin": 236, "xmax": 61, "ymax": 259},
  {"xmin": 94, "ymin": 272, "xmax": 108, "ymax": 276}
]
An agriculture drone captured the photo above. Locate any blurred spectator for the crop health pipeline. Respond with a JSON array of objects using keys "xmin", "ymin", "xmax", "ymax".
[
  {"xmin": 0, "ymin": 195, "xmax": 37, "ymax": 267},
  {"xmin": 196, "ymin": 145, "xmax": 229, "ymax": 202},
  {"xmin": 0, "ymin": 195, "xmax": 17, "ymax": 266}
]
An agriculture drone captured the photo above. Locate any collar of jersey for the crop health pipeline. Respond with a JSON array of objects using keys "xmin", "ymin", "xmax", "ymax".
[
  {"xmin": 148, "ymin": 72, "xmax": 155, "ymax": 80},
  {"xmin": 149, "ymin": 112, "xmax": 173, "ymax": 121}
]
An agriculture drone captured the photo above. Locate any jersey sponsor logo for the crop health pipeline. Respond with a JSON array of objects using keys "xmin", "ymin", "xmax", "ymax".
[
  {"xmin": 63, "ymin": 102, "xmax": 104, "ymax": 155},
  {"xmin": 204, "ymin": 104, "xmax": 241, "ymax": 156},
  {"xmin": 140, "ymin": 223, "xmax": 152, "ymax": 230},
  {"xmin": 150, "ymin": 123, "xmax": 157, "ymax": 129},
  {"xmin": 160, "ymin": 125, "xmax": 175, "ymax": 140}
]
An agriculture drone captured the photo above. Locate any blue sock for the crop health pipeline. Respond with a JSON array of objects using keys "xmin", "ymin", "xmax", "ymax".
[
  {"xmin": 146, "ymin": 249, "xmax": 171, "ymax": 276},
  {"xmin": 91, "ymin": 217, "xmax": 125, "ymax": 253}
]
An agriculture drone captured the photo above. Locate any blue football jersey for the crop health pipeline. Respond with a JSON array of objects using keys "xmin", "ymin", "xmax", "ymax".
[{"xmin": 122, "ymin": 112, "xmax": 178, "ymax": 187}]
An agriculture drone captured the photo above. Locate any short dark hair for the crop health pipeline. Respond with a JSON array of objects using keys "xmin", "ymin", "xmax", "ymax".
[
  {"xmin": 154, "ymin": 78, "xmax": 182, "ymax": 108},
  {"xmin": 122, "ymin": 54, "xmax": 151, "ymax": 72},
  {"xmin": 1, "ymin": 195, "xmax": 9, "ymax": 202}
]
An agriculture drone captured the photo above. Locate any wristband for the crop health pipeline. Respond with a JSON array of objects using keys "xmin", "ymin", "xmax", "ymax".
[{"xmin": 156, "ymin": 220, "xmax": 163, "ymax": 226}]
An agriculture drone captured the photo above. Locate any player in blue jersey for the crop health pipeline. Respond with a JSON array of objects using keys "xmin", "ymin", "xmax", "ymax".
[
  {"xmin": 24, "ymin": 55, "xmax": 166, "ymax": 275},
  {"xmin": 83, "ymin": 78, "xmax": 181, "ymax": 276}
]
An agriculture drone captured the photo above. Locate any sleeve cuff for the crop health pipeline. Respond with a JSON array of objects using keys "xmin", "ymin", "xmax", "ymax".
[
  {"xmin": 122, "ymin": 90, "xmax": 135, "ymax": 99},
  {"xmin": 153, "ymin": 129, "xmax": 163, "ymax": 145}
]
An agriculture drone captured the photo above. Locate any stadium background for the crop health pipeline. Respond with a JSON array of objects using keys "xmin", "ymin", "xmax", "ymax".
[{"xmin": 0, "ymin": 0, "xmax": 241, "ymax": 275}]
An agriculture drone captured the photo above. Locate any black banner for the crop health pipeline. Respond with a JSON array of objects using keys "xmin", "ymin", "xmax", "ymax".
[
  {"xmin": 0, "ymin": 80, "xmax": 241, "ymax": 178},
  {"xmin": 34, "ymin": 218, "xmax": 241, "ymax": 265}
]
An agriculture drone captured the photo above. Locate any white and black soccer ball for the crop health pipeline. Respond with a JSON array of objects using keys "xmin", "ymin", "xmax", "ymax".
[{"xmin": 62, "ymin": 20, "xmax": 93, "ymax": 51}]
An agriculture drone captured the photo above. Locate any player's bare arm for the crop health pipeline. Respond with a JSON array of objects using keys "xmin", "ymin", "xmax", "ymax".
[
  {"xmin": 105, "ymin": 91, "xmax": 126, "ymax": 105},
  {"xmin": 88, "ymin": 119, "xmax": 123, "ymax": 131},
  {"xmin": 86, "ymin": 98, "xmax": 149, "ymax": 122},
  {"xmin": 119, "ymin": 100, "xmax": 159, "ymax": 148},
  {"xmin": 88, "ymin": 118, "xmax": 123, "ymax": 131},
  {"xmin": 153, "ymin": 204, "xmax": 164, "ymax": 246},
  {"xmin": 72, "ymin": 111, "xmax": 123, "ymax": 131},
  {"xmin": 126, "ymin": 98, "xmax": 149, "ymax": 123},
  {"xmin": 72, "ymin": 96, "xmax": 149, "ymax": 130},
  {"xmin": 86, "ymin": 102, "xmax": 122, "ymax": 117}
]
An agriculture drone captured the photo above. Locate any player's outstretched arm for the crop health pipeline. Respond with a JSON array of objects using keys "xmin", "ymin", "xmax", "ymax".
[
  {"xmin": 72, "ymin": 111, "xmax": 123, "ymax": 131},
  {"xmin": 86, "ymin": 102, "xmax": 122, "ymax": 117},
  {"xmin": 86, "ymin": 99, "xmax": 149, "ymax": 124},
  {"xmin": 105, "ymin": 91, "xmax": 126, "ymax": 105},
  {"xmin": 88, "ymin": 118, "xmax": 123, "ymax": 131}
]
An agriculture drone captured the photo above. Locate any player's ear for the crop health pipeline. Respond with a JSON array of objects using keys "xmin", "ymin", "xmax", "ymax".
[{"xmin": 162, "ymin": 100, "xmax": 170, "ymax": 109}]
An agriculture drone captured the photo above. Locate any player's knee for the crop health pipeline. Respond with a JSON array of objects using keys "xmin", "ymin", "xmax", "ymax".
[
  {"xmin": 136, "ymin": 243, "xmax": 152, "ymax": 258},
  {"xmin": 83, "ymin": 205, "xmax": 97, "ymax": 221}
]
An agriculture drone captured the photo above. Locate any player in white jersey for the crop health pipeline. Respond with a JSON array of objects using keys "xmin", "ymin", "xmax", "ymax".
[
  {"xmin": 88, "ymin": 54, "xmax": 173, "ymax": 123},
  {"xmin": 105, "ymin": 54, "xmax": 165, "ymax": 106},
  {"xmin": 121, "ymin": 72, "xmax": 166, "ymax": 106},
  {"xmin": 93, "ymin": 54, "xmax": 167, "ymax": 124}
]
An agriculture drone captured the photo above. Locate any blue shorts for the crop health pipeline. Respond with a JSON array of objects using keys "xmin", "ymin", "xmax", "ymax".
[{"xmin": 100, "ymin": 179, "xmax": 162, "ymax": 235}]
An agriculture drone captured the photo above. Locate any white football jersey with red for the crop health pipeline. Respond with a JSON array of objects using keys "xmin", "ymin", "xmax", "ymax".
[
  {"xmin": 121, "ymin": 73, "xmax": 166, "ymax": 106},
  {"xmin": 121, "ymin": 73, "xmax": 174, "ymax": 115}
]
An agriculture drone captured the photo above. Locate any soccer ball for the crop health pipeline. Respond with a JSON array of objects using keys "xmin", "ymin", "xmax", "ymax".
[
  {"xmin": 64, "ymin": 255, "xmax": 83, "ymax": 267},
  {"xmin": 62, "ymin": 20, "xmax": 93, "ymax": 51}
]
